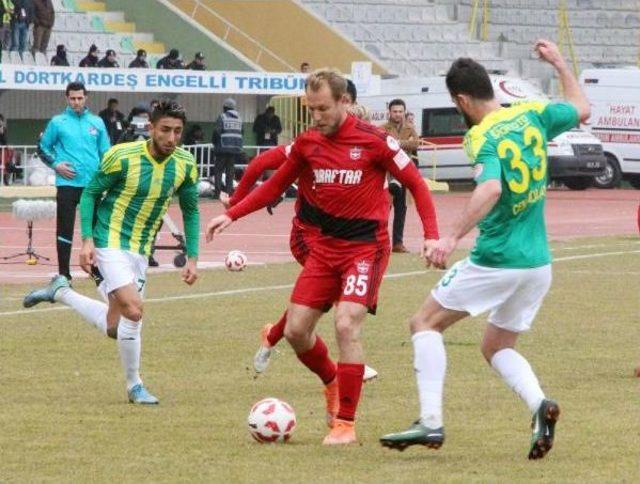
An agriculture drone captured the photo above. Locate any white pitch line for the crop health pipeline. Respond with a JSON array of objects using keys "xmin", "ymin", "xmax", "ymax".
[{"xmin": 1, "ymin": 250, "xmax": 638, "ymax": 318}]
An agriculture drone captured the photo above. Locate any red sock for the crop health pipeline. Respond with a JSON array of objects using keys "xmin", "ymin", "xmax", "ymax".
[
  {"xmin": 267, "ymin": 311, "xmax": 287, "ymax": 347},
  {"xmin": 296, "ymin": 336, "xmax": 337, "ymax": 385},
  {"xmin": 336, "ymin": 363, "xmax": 365, "ymax": 422}
]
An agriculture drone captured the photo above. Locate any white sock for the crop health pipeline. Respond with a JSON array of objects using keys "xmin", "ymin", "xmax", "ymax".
[
  {"xmin": 413, "ymin": 330, "xmax": 446, "ymax": 429},
  {"xmin": 491, "ymin": 348, "xmax": 545, "ymax": 414},
  {"xmin": 117, "ymin": 318, "xmax": 143, "ymax": 391},
  {"xmin": 56, "ymin": 287, "xmax": 107, "ymax": 335}
]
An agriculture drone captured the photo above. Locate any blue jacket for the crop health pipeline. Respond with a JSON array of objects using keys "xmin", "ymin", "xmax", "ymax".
[{"xmin": 38, "ymin": 106, "xmax": 111, "ymax": 187}]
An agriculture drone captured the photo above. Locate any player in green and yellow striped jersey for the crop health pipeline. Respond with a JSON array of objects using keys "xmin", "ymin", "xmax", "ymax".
[{"xmin": 23, "ymin": 101, "xmax": 200, "ymax": 405}]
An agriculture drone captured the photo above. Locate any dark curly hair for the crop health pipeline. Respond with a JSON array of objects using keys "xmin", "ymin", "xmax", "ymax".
[{"xmin": 150, "ymin": 100, "xmax": 187, "ymax": 124}]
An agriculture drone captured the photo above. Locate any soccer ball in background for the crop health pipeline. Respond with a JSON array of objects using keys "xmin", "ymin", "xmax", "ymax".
[
  {"xmin": 247, "ymin": 398, "xmax": 297, "ymax": 443},
  {"xmin": 225, "ymin": 250, "xmax": 247, "ymax": 271}
]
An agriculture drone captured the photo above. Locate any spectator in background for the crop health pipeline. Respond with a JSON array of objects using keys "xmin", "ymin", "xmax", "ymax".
[
  {"xmin": 97, "ymin": 48, "xmax": 119, "ymax": 68},
  {"xmin": 117, "ymin": 103, "xmax": 150, "ymax": 144},
  {"xmin": 149, "ymin": 99, "xmax": 159, "ymax": 111},
  {"xmin": 50, "ymin": 44, "xmax": 69, "ymax": 66},
  {"xmin": 184, "ymin": 124, "xmax": 204, "ymax": 146},
  {"xmin": 128, "ymin": 49, "xmax": 148, "ymax": 68},
  {"xmin": 99, "ymin": 98, "xmax": 125, "ymax": 145},
  {"xmin": 252, "ymin": 106, "xmax": 281, "ymax": 148},
  {"xmin": 31, "ymin": 0, "xmax": 53, "ymax": 58},
  {"xmin": 79, "ymin": 44, "xmax": 99, "ymax": 67},
  {"xmin": 300, "ymin": 61, "xmax": 310, "ymax": 73},
  {"xmin": 211, "ymin": 98, "xmax": 243, "ymax": 197},
  {"xmin": 0, "ymin": 0, "xmax": 14, "ymax": 55},
  {"xmin": 9, "ymin": 0, "xmax": 33, "ymax": 60},
  {"xmin": 406, "ymin": 111, "xmax": 416, "ymax": 127},
  {"xmin": 186, "ymin": 51, "xmax": 206, "ymax": 70},
  {"xmin": 184, "ymin": 124, "xmax": 206, "ymax": 176},
  {"xmin": 156, "ymin": 48, "xmax": 183, "ymax": 69},
  {"xmin": 382, "ymin": 98, "xmax": 421, "ymax": 254},
  {"xmin": 0, "ymin": 114, "xmax": 7, "ymax": 145}
]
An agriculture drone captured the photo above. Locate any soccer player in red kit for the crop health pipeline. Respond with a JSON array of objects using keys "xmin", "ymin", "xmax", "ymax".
[
  {"xmin": 207, "ymin": 69, "xmax": 440, "ymax": 445},
  {"xmin": 223, "ymin": 97, "xmax": 379, "ymax": 382}
]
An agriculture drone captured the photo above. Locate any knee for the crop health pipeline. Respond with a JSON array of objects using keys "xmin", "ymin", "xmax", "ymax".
[
  {"xmin": 409, "ymin": 312, "xmax": 438, "ymax": 334},
  {"xmin": 120, "ymin": 301, "xmax": 143, "ymax": 322},
  {"xmin": 480, "ymin": 339, "xmax": 510, "ymax": 364},
  {"xmin": 334, "ymin": 314, "xmax": 360, "ymax": 344},
  {"xmin": 284, "ymin": 324, "xmax": 308, "ymax": 345}
]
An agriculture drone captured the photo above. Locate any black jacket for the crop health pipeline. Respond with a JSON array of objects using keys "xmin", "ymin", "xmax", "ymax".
[
  {"xmin": 128, "ymin": 57, "xmax": 149, "ymax": 68},
  {"xmin": 97, "ymin": 56, "xmax": 119, "ymax": 68},
  {"xmin": 79, "ymin": 53, "xmax": 98, "ymax": 67}
]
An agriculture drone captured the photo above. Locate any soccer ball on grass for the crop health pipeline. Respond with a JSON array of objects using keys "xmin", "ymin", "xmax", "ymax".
[
  {"xmin": 225, "ymin": 250, "xmax": 247, "ymax": 271},
  {"xmin": 247, "ymin": 397, "xmax": 296, "ymax": 443}
]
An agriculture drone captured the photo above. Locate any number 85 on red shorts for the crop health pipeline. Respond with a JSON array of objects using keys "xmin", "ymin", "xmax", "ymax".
[{"xmin": 290, "ymin": 243, "xmax": 390, "ymax": 314}]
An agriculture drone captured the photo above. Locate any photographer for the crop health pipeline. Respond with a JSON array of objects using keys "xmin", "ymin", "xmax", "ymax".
[{"xmin": 117, "ymin": 104, "xmax": 151, "ymax": 144}]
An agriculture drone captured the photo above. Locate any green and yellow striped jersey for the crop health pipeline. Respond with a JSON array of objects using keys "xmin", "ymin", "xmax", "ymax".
[
  {"xmin": 80, "ymin": 140, "xmax": 200, "ymax": 257},
  {"xmin": 463, "ymin": 101, "xmax": 578, "ymax": 269}
]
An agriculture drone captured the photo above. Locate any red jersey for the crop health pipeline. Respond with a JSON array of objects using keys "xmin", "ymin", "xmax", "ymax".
[
  {"xmin": 227, "ymin": 115, "xmax": 439, "ymax": 245},
  {"xmin": 229, "ymin": 146, "xmax": 288, "ymax": 206}
]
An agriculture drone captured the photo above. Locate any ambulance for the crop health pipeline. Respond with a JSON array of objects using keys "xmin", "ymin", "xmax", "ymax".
[
  {"xmin": 360, "ymin": 75, "xmax": 605, "ymax": 190},
  {"xmin": 580, "ymin": 67, "xmax": 640, "ymax": 189}
]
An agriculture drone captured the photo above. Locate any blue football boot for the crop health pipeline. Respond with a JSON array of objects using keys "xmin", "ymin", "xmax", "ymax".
[{"xmin": 23, "ymin": 275, "xmax": 69, "ymax": 308}]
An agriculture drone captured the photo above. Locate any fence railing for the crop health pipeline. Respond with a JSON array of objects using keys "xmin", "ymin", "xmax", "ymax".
[{"xmin": 0, "ymin": 144, "xmax": 278, "ymax": 187}]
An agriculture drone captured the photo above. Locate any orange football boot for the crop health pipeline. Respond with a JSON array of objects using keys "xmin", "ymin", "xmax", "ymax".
[{"xmin": 322, "ymin": 419, "xmax": 357, "ymax": 445}]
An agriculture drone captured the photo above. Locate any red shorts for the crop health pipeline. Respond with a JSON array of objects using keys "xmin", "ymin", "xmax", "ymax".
[
  {"xmin": 289, "ymin": 218, "xmax": 319, "ymax": 266},
  {"xmin": 290, "ymin": 242, "xmax": 390, "ymax": 314}
]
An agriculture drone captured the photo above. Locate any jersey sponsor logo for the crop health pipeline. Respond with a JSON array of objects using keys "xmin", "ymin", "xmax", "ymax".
[
  {"xmin": 386, "ymin": 135, "xmax": 400, "ymax": 152},
  {"xmin": 356, "ymin": 259, "xmax": 370, "ymax": 274},
  {"xmin": 313, "ymin": 168, "xmax": 363, "ymax": 185},
  {"xmin": 349, "ymin": 146, "xmax": 363, "ymax": 160},
  {"xmin": 89, "ymin": 126, "xmax": 98, "ymax": 136},
  {"xmin": 393, "ymin": 150, "xmax": 411, "ymax": 170}
]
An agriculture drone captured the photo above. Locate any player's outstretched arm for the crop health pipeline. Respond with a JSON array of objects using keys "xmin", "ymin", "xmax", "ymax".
[
  {"xmin": 229, "ymin": 146, "xmax": 287, "ymax": 207},
  {"xmin": 534, "ymin": 39, "xmax": 590, "ymax": 122},
  {"xmin": 205, "ymin": 214, "xmax": 233, "ymax": 242},
  {"xmin": 430, "ymin": 179, "xmax": 501, "ymax": 268}
]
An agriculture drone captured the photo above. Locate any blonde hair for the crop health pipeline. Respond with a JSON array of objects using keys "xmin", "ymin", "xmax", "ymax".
[
  {"xmin": 305, "ymin": 68, "xmax": 347, "ymax": 101},
  {"xmin": 347, "ymin": 103, "xmax": 371, "ymax": 121}
]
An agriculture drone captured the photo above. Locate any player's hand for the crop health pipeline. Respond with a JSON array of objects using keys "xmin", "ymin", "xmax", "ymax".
[
  {"xmin": 79, "ymin": 239, "xmax": 96, "ymax": 274},
  {"xmin": 54, "ymin": 162, "xmax": 76, "ymax": 180},
  {"xmin": 534, "ymin": 39, "xmax": 566, "ymax": 70},
  {"xmin": 181, "ymin": 258, "xmax": 198, "ymax": 285},
  {"xmin": 219, "ymin": 192, "xmax": 231, "ymax": 209},
  {"xmin": 205, "ymin": 214, "xmax": 233, "ymax": 242},
  {"xmin": 423, "ymin": 237, "xmax": 456, "ymax": 270}
]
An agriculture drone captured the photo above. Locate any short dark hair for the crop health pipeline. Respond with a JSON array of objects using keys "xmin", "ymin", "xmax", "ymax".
[
  {"xmin": 66, "ymin": 82, "xmax": 87, "ymax": 96},
  {"xmin": 150, "ymin": 100, "xmax": 187, "ymax": 124},
  {"xmin": 346, "ymin": 79, "xmax": 357, "ymax": 103},
  {"xmin": 446, "ymin": 58, "xmax": 494, "ymax": 100},
  {"xmin": 388, "ymin": 98, "xmax": 406, "ymax": 110},
  {"xmin": 108, "ymin": 98, "xmax": 118, "ymax": 105}
]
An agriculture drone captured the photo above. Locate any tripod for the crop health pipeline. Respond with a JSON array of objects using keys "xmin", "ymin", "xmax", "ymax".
[{"xmin": 2, "ymin": 220, "xmax": 50, "ymax": 265}]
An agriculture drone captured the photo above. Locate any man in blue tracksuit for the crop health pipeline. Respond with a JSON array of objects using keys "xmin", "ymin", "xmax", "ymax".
[{"xmin": 38, "ymin": 82, "xmax": 110, "ymax": 280}]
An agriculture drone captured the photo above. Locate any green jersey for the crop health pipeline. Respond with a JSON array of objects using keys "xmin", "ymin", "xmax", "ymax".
[
  {"xmin": 463, "ymin": 101, "xmax": 578, "ymax": 268},
  {"xmin": 80, "ymin": 140, "xmax": 200, "ymax": 258}
]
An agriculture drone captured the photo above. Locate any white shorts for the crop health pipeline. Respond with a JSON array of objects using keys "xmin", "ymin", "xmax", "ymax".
[
  {"xmin": 95, "ymin": 248, "xmax": 148, "ymax": 297},
  {"xmin": 431, "ymin": 258, "xmax": 552, "ymax": 333}
]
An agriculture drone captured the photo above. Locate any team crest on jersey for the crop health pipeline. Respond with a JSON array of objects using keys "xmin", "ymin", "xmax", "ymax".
[
  {"xmin": 88, "ymin": 126, "xmax": 98, "ymax": 136},
  {"xmin": 356, "ymin": 260, "xmax": 370, "ymax": 275},
  {"xmin": 349, "ymin": 146, "xmax": 363, "ymax": 160},
  {"xmin": 386, "ymin": 135, "xmax": 400, "ymax": 152}
]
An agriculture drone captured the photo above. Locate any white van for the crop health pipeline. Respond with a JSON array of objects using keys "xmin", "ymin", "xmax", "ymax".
[
  {"xmin": 360, "ymin": 76, "xmax": 605, "ymax": 190},
  {"xmin": 580, "ymin": 67, "xmax": 640, "ymax": 189}
]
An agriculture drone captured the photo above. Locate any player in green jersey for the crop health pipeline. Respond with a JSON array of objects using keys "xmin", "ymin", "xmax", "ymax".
[
  {"xmin": 380, "ymin": 40, "xmax": 590, "ymax": 459},
  {"xmin": 23, "ymin": 101, "xmax": 200, "ymax": 405}
]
